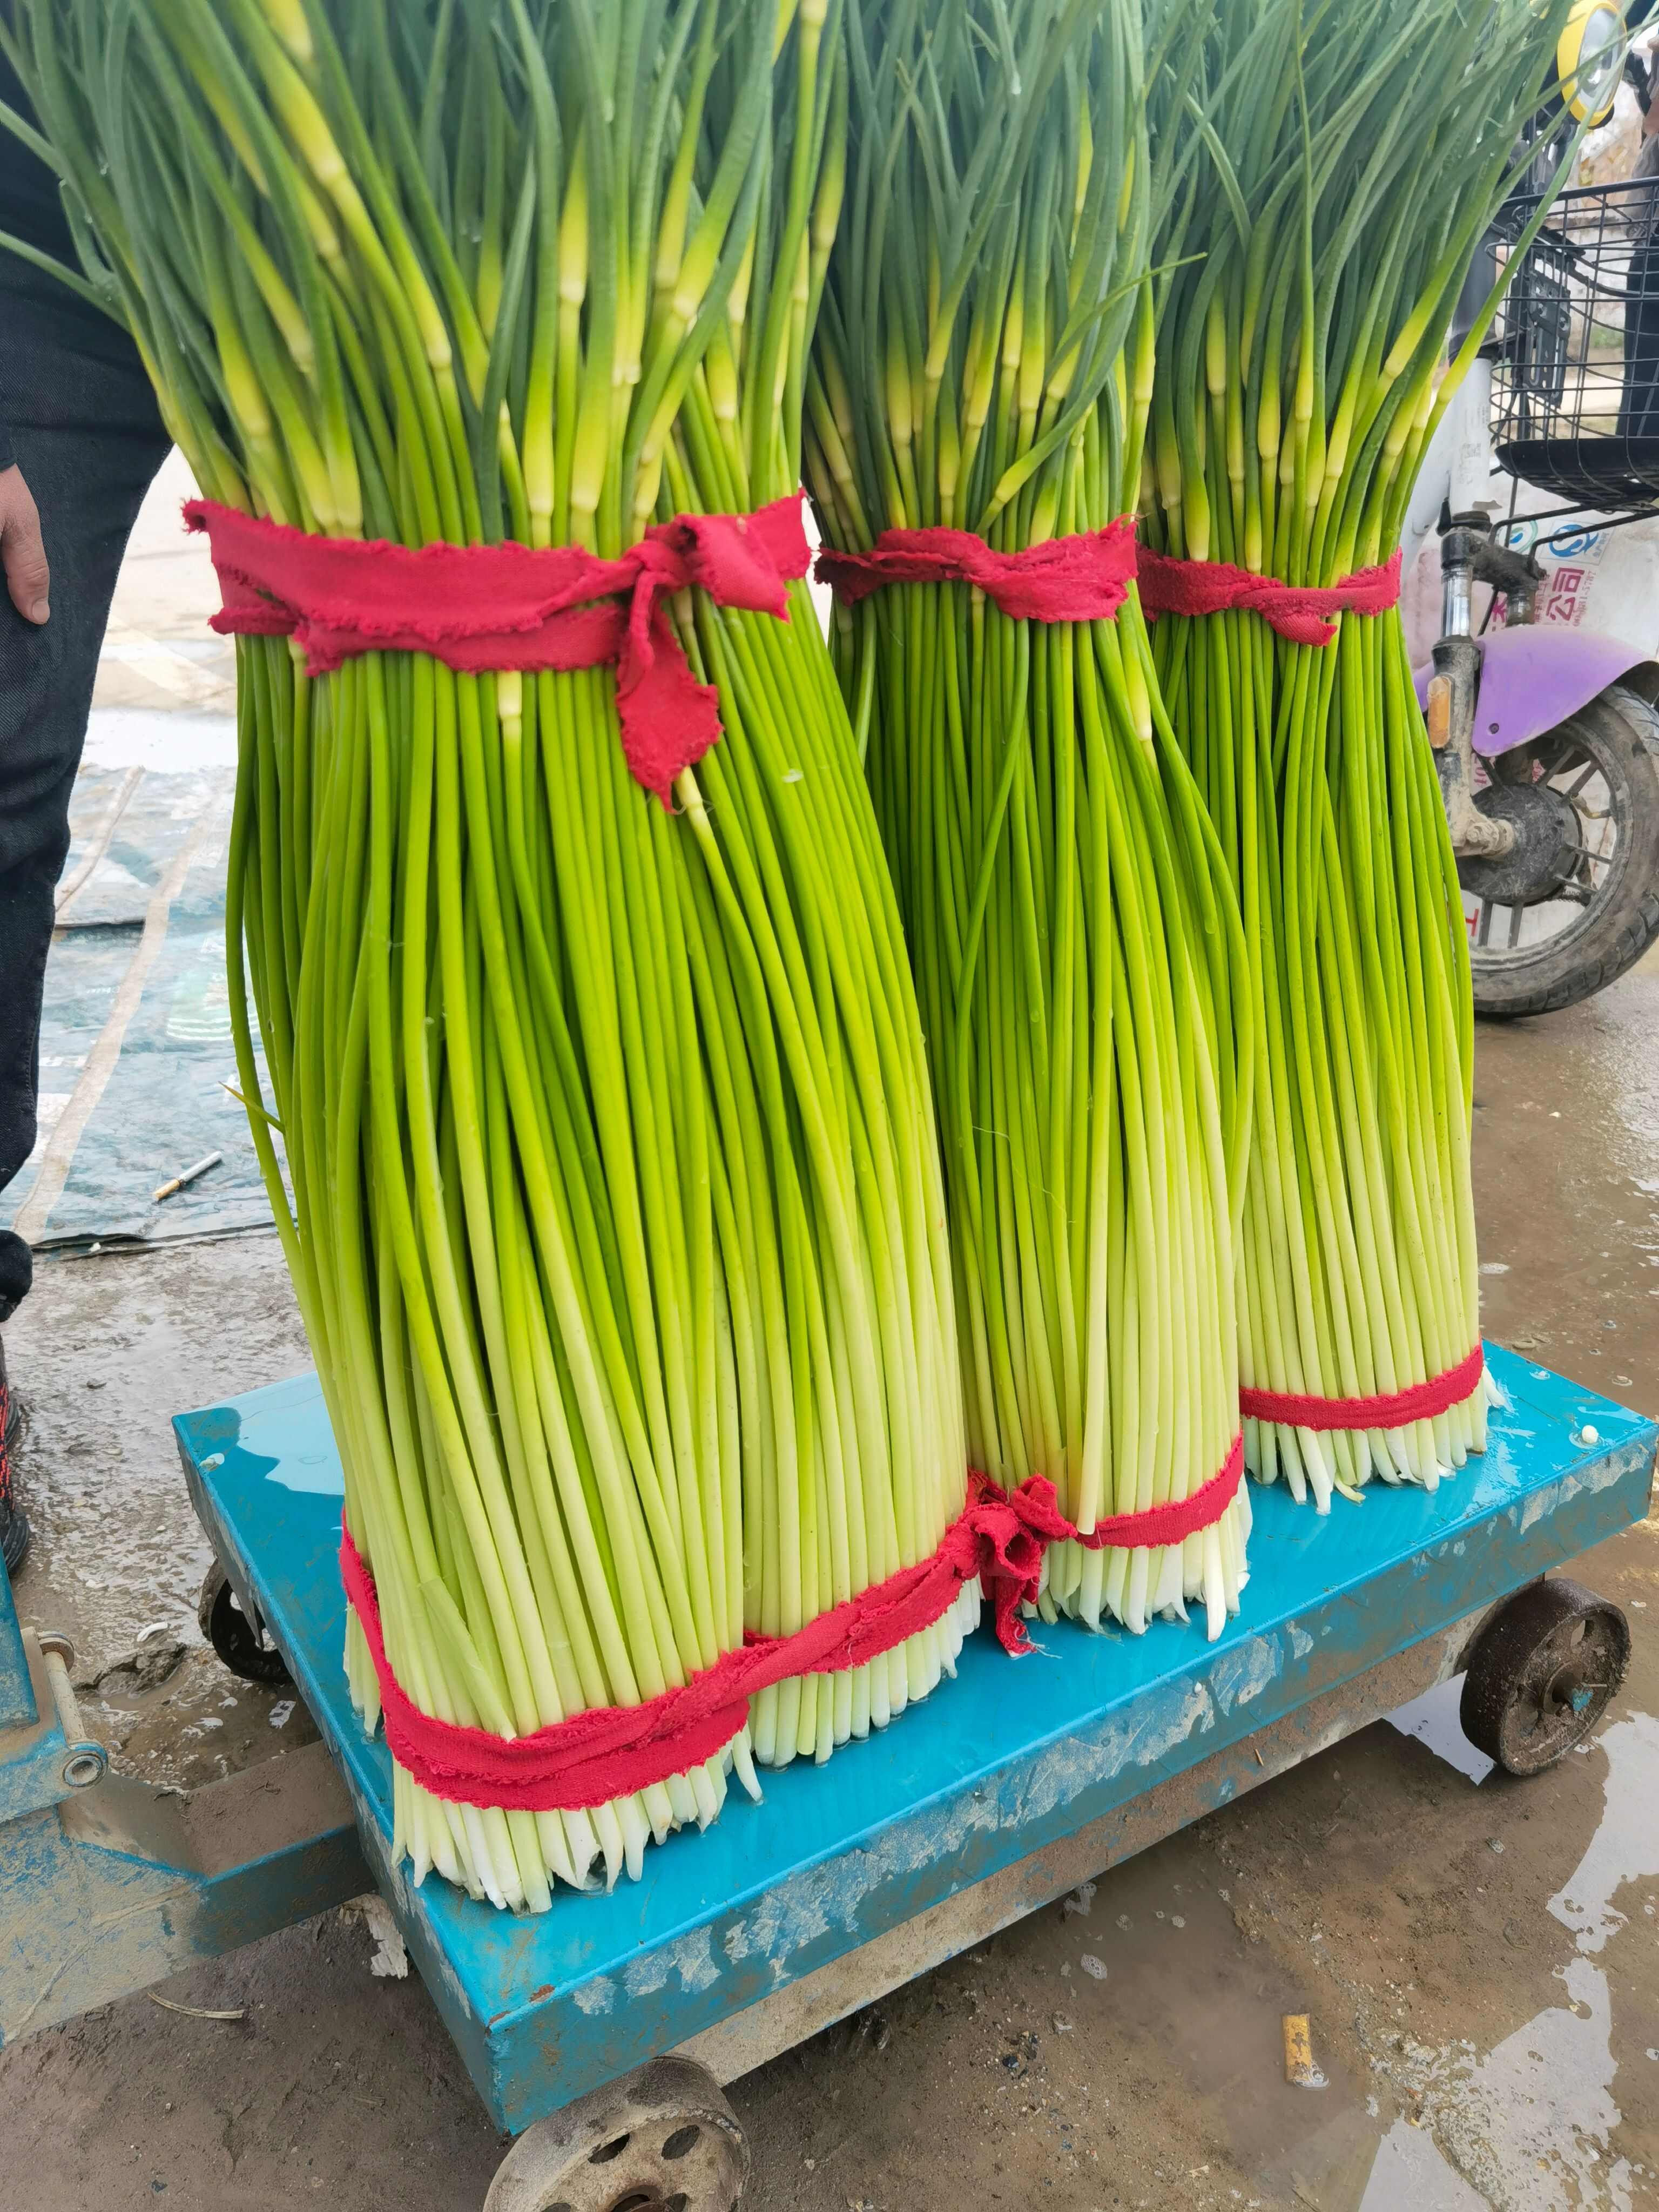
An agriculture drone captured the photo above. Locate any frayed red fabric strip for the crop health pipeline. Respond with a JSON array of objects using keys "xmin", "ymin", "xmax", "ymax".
[
  {"xmin": 339, "ymin": 1440, "xmax": 1244, "ymax": 1810},
  {"xmin": 815, "ymin": 517, "xmax": 1139, "ymax": 623},
  {"xmin": 813, "ymin": 525, "xmax": 1397, "ymax": 646},
  {"xmin": 183, "ymin": 495, "xmax": 811, "ymax": 804},
  {"xmin": 1239, "ymin": 1345, "xmax": 1484, "ymax": 1432},
  {"xmin": 1074, "ymin": 1435, "xmax": 1246, "ymax": 1552},
  {"xmin": 1138, "ymin": 547, "xmax": 1402, "ymax": 648},
  {"xmin": 339, "ymin": 1513, "xmax": 984, "ymax": 1812}
]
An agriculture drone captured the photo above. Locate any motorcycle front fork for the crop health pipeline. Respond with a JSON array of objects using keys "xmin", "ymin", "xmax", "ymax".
[{"xmin": 1427, "ymin": 512, "xmax": 1538, "ymax": 860}]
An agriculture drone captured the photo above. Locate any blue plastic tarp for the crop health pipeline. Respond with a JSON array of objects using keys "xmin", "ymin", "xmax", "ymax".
[{"xmin": 1, "ymin": 761, "xmax": 282, "ymax": 1252}]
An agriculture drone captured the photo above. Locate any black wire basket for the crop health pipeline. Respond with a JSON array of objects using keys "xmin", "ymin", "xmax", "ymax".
[{"xmin": 1492, "ymin": 176, "xmax": 1659, "ymax": 512}]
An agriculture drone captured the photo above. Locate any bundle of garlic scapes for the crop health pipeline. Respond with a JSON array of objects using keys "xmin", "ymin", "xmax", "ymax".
[
  {"xmin": 5, "ymin": 0, "xmax": 970, "ymax": 1909},
  {"xmin": 1141, "ymin": 0, "xmax": 1580, "ymax": 1505},
  {"xmin": 808, "ymin": 0, "xmax": 1254, "ymax": 1639}
]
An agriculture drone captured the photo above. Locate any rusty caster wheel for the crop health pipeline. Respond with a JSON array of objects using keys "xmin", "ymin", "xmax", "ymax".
[
  {"xmin": 198, "ymin": 1559, "xmax": 292, "ymax": 1687},
  {"xmin": 484, "ymin": 2056, "xmax": 748, "ymax": 2212},
  {"xmin": 1460, "ymin": 1576, "xmax": 1630, "ymax": 1776}
]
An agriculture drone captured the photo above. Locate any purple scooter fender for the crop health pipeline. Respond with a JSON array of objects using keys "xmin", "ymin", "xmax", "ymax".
[{"xmin": 1413, "ymin": 627, "xmax": 1658, "ymax": 756}]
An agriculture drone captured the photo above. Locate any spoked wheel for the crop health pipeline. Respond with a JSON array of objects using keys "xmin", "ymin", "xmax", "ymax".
[
  {"xmin": 1461, "ymin": 1576, "xmax": 1631, "ymax": 1775},
  {"xmin": 485, "ymin": 2058, "xmax": 749, "ymax": 2212},
  {"xmin": 1460, "ymin": 685, "xmax": 1659, "ymax": 1018},
  {"xmin": 198, "ymin": 1559, "xmax": 292, "ymax": 1687}
]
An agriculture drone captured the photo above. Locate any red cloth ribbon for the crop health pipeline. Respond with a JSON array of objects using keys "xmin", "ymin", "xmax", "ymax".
[
  {"xmin": 1239, "ymin": 1345, "xmax": 1484, "ymax": 1432},
  {"xmin": 814, "ymin": 516, "xmax": 1139, "ymax": 623},
  {"xmin": 970, "ymin": 1439, "xmax": 1246, "ymax": 1655},
  {"xmin": 339, "ymin": 1439, "xmax": 1243, "ymax": 1812},
  {"xmin": 1137, "ymin": 547, "xmax": 1402, "ymax": 648},
  {"xmin": 183, "ymin": 494, "xmax": 812, "ymax": 804}
]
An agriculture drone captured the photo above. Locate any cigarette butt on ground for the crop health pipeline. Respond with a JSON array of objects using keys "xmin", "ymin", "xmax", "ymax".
[
  {"xmin": 1283, "ymin": 2012, "xmax": 1327, "ymax": 2088},
  {"xmin": 152, "ymin": 1150, "xmax": 223, "ymax": 1203}
]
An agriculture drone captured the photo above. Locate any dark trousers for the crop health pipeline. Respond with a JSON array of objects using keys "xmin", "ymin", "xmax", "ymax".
[
  {"xmin": 0, "ymin": 270, "xmax": 169, "ymax": 1319},
  {"xmin": 1621, "ymin": 239, "xmax": 1659, "ymax": 443}
]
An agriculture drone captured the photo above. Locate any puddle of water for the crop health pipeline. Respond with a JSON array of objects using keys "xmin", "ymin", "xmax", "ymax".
[
  {"xmin": 1548, "ymin": 1711, "xmax": 1659, "ymax": 1953},
  {"xmin": 1435, "ymin": 1951, "xmax": 1632, "ymax": 2209},
  {"xmin": 1358, "ymin": 1710, "xmax": 1659, "ymax": 2209},
  {"xmin": 1385, "ymin": 1673, "xmax": 1495, "ymax": 1785},
  {"xmin": 1359, "ymin": 2117, "xmax": 1486, "ymax": 2210}
]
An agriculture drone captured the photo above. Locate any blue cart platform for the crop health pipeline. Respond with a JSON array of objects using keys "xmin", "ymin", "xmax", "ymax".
[{"xmin": 1, "ymin": 1341, "xmax": 1653, "ymax": 2209}]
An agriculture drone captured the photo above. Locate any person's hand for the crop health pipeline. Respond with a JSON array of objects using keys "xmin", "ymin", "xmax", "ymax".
[{"xmin": 0, "ymin": 464, "xmax": 49, "ymax": 626}]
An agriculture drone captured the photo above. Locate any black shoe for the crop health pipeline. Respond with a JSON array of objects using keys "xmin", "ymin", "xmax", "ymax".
[{"xmin": 0, "ymin": 1338, "xmax": 29, "ymax": 1579}]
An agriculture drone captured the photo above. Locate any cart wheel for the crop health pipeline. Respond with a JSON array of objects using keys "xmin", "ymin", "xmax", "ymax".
[
  {"xmin": 484, "ymin": 2055, "xmax": 748, "ymax": 2212},
  {"xmin": 198, "ymin": 1560, "xmax": 292, "ymax": 1687},
  {"xmin": 1460, "ymin": 1577, "xmax": 1630, "ymax": 1776}
]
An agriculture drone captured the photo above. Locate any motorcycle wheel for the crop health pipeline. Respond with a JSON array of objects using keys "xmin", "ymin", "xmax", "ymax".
[{"xmin": 1461, "ymin": 683, "xmax": 1659, "ymax": 1020}]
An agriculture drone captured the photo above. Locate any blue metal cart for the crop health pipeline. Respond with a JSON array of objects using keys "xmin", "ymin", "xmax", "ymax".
[{"xmin": 1, "ymin": 1340, "xmax": 1651, "ymax": 2210}]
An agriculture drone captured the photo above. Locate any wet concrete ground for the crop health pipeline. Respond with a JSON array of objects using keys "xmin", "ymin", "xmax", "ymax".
[{"xmin": 1, "ymin": 467, "xmax": 1657, "ymax": 2208}]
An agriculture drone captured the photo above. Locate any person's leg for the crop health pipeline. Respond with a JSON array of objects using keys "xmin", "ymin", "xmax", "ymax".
[
  {"xmin": 0, "ymin": 270, "xmax": 169, "ymax": 1569},
  {"xmin": 0, "ymin": 1333, "xmax": 19, "ymax": 1575}
]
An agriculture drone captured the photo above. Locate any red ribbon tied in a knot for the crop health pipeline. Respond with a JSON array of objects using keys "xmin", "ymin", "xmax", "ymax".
[
  {"xmin": 957, "ymin": 1471, "xmax": 1075, "ymax": 1655},
  {"xmin": 815, "ymin": 517, "xmax": 1139, "ymax": 624},
  {"xmin": 1137, "ymin": 546, "xmax": 1403, "ymax": 648},
  {"xmin": 183, "ymin": 494, "xmax": 812, "ymax": 803},
  {"xmin": 953, "ymin": 1449, "xmax": 1247, "ymax": 1654}
]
